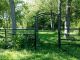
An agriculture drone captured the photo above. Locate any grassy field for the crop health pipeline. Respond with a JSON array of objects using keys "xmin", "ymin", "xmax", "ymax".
[{"xmin": 0, "ymin": 31, "xmax": 80, "ymax": 60}]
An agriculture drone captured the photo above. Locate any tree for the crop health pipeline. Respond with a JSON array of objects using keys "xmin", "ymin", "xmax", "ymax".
[
  {"xmin": 64, "ymin": 0, "xmax": 72, "ymax": 38},
  {"xmin": 9, "ymin": 0, "xmax": 16, "ymax": 34},
  {"xmin": 50, "ymin": 0, "xmax": 54, "ymax": 30},
  {"xmin": 0, "ymin": 0, "xmax": 10, "ymax": 28}
]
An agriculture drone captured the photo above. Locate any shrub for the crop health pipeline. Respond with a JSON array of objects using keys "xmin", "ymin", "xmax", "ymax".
[{"xmin": 12, "ymin": 34, "xmax": 35, "ymax": 49}]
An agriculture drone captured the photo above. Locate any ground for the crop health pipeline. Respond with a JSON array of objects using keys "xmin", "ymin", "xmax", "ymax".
[{"xmin": 0, "ymin": 31, "xmax": 80, "ymax": 60}]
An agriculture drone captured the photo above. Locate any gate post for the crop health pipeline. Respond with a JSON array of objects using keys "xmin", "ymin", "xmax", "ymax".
[
  {"xmin": 58, "ymin": 0, "xmax": 61, "ymax": 48},
  {"xmin": 35, "ymin": 16, "xmax": 38, "ymax": 50}
]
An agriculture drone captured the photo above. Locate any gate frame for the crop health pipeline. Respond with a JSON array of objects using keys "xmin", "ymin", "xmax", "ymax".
[{"xmin": 35, "ymin": 12, "xmax": 57, "ymax": 49}]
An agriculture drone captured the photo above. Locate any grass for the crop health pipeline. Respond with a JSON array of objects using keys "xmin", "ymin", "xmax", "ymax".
[{"xmin": 0, "ymin": 31, "xmax": 80, "ymax": 60}]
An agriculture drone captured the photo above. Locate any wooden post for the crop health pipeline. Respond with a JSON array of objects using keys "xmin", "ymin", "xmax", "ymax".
[{"xmin": 58, "ymin": 0, "xmax": 61, "ymax": 48}]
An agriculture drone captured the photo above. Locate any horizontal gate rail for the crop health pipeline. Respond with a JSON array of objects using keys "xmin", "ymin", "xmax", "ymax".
[
  {"xmin": 61, "ymin": 28, "xmax": 80, "ymax": 30},
  {"xmin": 60, "ymin": 34, "xmax": 80, "ymax": 36},
  {"xmin": 0, "ymin": 28, "xmax": 35, "ymax": 30},
  {"xmin": 61, "ymin": 39, "xmax": 80, "ymax": 41}
]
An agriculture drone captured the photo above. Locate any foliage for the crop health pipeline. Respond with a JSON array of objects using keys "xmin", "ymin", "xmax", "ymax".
[
  {"xmin": 0, "ymin": 32, "xmax": 80, "ymax": 60},
  {"xmin": 10, "ymin": 34, "xmax": 35, "ymax": 49},
  {"xmin": 0, "ymin": 1, "xmax": 80, "ymax": 60}
]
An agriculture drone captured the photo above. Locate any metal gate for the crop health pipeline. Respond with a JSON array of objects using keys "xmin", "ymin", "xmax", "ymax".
[{"xmin": 0, "ymin": 21, "xmax": 37, "ymax": 49}]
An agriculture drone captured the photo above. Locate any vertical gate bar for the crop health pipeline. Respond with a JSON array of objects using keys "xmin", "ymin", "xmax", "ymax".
[
  {"xmin": 58, "ymin": 0, "xmax": 61, "ymax": 48},
  {"xmin": 5, "ymin": 28, "xmax": 7, "ymax": 42},
  {"xmin": 35, "ymin": 16, "xmax": 38, "ymax": 50},
  {"xmin": 79, "ymin": 28, "xmax": 80, "ymax": 36}
]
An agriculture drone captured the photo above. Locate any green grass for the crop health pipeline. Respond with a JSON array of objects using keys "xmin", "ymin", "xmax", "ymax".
[{"xmin": 0, "ymin": 31, "xmax": 80, "ymax": 60}]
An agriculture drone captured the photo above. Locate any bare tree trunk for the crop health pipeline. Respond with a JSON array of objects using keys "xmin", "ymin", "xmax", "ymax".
[
  {"xmin": 50, "ymin": 1, "xmax": 54, "ymax": 30},
  {"xmin": 64, "ymin": 0, "xmax": 71, "ymax": 38},
  {"xmin": 9, "ymin": 0, "xmax": 16, "ymax": 34}
]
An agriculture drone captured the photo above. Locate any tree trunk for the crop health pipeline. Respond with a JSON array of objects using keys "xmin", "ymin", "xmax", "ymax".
[
  {"xmin": 50, "ymin": 1, "xmax": 54, "ymax": 31},
  {"xmin": 64, "ymin": 0, "xmax": 71, "ymax": 38},
  {"xmin": 9, "ymin": 0, "xmax": 16, "ymax": 34},
  {"xmin": 50, "ymin": 10, "xmax": 54, "ymax": 31}
]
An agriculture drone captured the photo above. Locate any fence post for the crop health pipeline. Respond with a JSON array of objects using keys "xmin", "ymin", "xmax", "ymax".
[{"xmin": 58, "ymin": 0, "xmax": 61, "ymax": 48}]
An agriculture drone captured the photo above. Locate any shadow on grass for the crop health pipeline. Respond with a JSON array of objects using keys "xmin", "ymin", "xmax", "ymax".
[
  {"xmin": 0, "ymin": 42, "xmax": 80, "ymax": 60},
  {"xmin": 61, "ymin": 44, "xmax": 80, "ymax": 59},
  {"xmin": 0, "ymin": 31, "xmax": 80, "ymax": 60},
  {"xmin": 34, "ymin": 32, "xmax": 80, "ymax": 60},
  {"xmin": 35, "ymin": 41, "xmax": 80, "ymax": 60}
]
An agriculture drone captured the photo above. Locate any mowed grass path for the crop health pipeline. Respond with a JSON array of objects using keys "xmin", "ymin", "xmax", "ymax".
[{"xmin": 0, "ymin": 31, "xmax": 80, "ymax": 60}]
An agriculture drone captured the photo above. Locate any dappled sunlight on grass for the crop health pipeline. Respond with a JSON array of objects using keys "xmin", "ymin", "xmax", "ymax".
[
  {"xmin": 0, "ymin": 31, "xmax": 80, "ymax": 60},
  {"xmin": 36, "ymin": 31, "xmax": 80, "ymax": 60},
  {"xmin": 0, "ymin": 49, "xmax": 34, "ymax": 60},
  {"xmin": 35, "ymin": 44, "xmax": 79, "ymax": 60},
  {"xmin": 39, "ymin": 31, "xmax": 58, "ymax": 44},
  {"xmin": 39, "ymin": 31, "xmax": 56, "ymax": 34}
]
